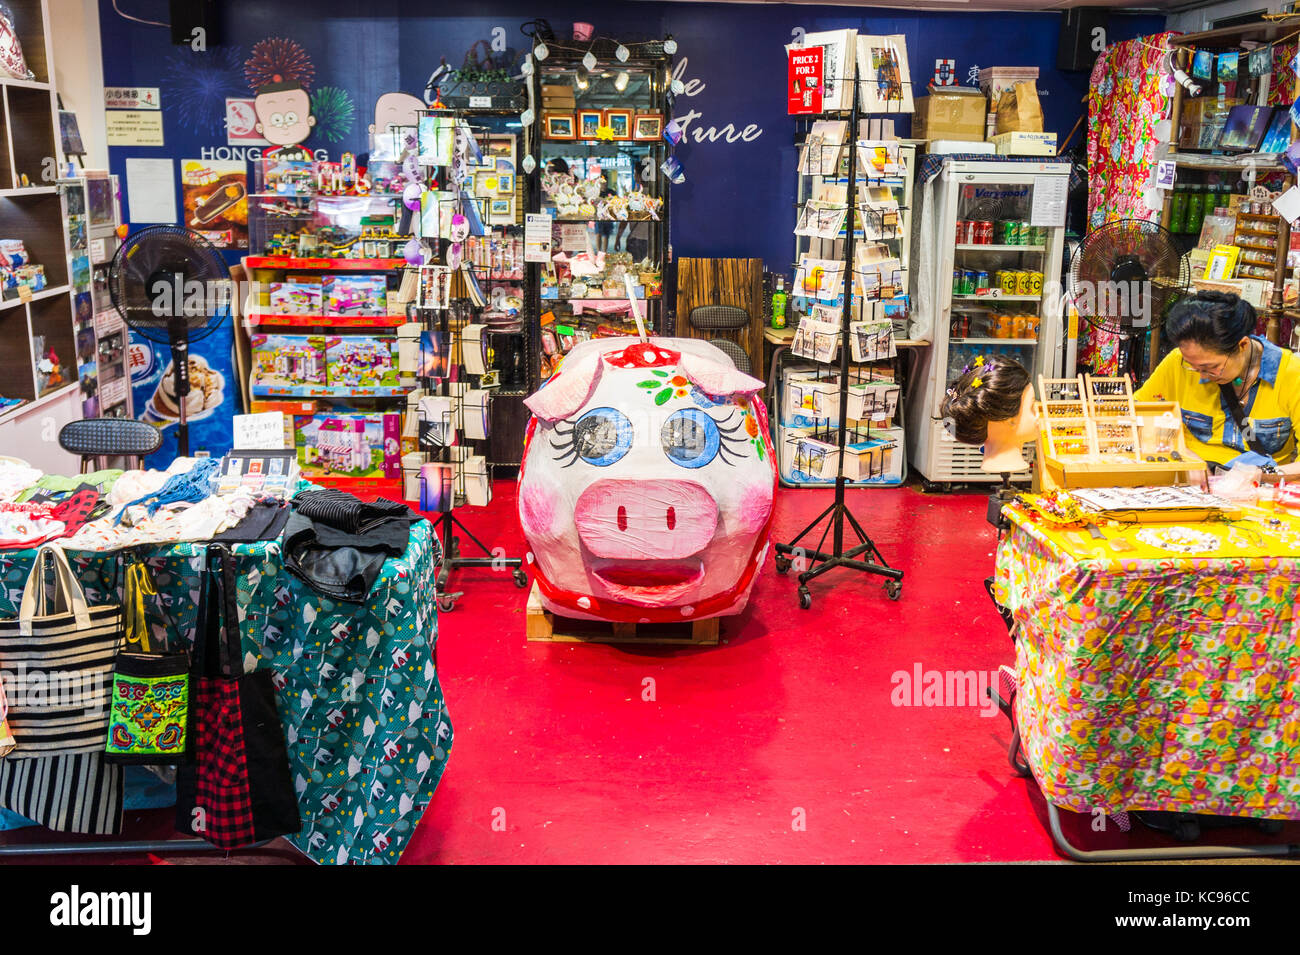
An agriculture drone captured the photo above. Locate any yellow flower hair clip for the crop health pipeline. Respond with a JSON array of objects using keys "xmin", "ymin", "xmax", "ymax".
[
  {"xmin": 971, "ymin": 377, "xmax": 983, "ymax": 389},
  {"xmin": 973, "ymin": 355, "xmax": 985, "ymax": 367}
]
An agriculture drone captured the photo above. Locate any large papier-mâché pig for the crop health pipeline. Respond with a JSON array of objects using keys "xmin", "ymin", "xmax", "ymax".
[{"xmin": 519, "ymin": 337, "xmax": 776, "ymax": 622}]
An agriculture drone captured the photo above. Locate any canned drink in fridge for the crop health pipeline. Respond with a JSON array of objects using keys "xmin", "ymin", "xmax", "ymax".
[
  {"xmin": 1014, "ymin": 270, "xmax": 1033, "ymax": 296},
  {"xmin": 971, "ymin": 221, "xmax": 988, "ymax": 244},
  {"xmin": 974, "ymin": 270, "xmax": 991, "ymax": 291},
  {"xmin": 1030, "ymin": 226, "xmax": 1047, "ymax": 246},
  {"xmin": 953, "ymin": 269, "xmax": 962, "ymax": 294},
  {"xmin": 998, "ymin": 270, "xmax": 1018, "ymax": 295},
  {"xmin": 999, "ymin": 221, "xmax": 1017, "ymax": 245},
  {"xmin": 1028, "ymin": 271, "xmax": 1044, "ymax": 295},
  {"xmin": 962, "ymin": 270, "xmax": 978, "ymax": 295},
  {"xmin": 956, "ymin": 220, "xmax": 970, "ymax": 244},
  {"xmin": 1012, "ymin": 314, "xmax": 1029, "ymax": 339}
]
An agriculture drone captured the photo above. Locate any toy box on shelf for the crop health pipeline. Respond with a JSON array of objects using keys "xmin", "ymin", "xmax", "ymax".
[
  {"xmin": 325, "ymin": 336, "xmax": 399, "ymax": 389},
  {"xmin": 295, "ymin": 409, "xmax": 402, "ymax": 479},
  {"xmin": 251, "ymin": 334, "xmax": 327, "ymax": 390}
]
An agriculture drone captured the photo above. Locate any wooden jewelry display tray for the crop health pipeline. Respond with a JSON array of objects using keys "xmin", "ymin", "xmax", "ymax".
[{"xmin": 1034, "ymin": 375, "xmax": 1207, "ymax": 492}]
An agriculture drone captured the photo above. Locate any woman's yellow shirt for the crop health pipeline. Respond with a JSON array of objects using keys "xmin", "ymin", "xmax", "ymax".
[{"xmin": 1134, "ymin": 336, "xmax": 1299, "ymax": 466}]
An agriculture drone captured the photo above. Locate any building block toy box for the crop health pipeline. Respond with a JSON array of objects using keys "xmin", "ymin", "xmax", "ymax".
[
  {"xmin": 251, "ymin": 334, "xmax": 327, "ymax": 389},
  {"xmin": 325, "ymin": 336, "xmax": 399, "ymax": 389},
  {"xmin": 323, "ymin": 275, "xmax": 387, "ymax": 316},
  {"xmin": 295, "ymin": 410, "xmax": 401, "ymax": 478}
]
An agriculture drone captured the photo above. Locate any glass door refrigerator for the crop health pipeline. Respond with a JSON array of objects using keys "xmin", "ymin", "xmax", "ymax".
[{"xmin": 906, "ymin": 159, "xmax": 1070, "ymax": 489}]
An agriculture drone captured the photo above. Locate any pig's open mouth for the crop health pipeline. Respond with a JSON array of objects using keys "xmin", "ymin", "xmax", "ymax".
[{"xmin": 590, "ymin": 557, "xmax": 704, "ymax": 606}]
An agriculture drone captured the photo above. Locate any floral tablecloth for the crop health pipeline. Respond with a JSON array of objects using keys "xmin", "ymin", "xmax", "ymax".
[
  {"xmin": 994, "ymin": 501, "xmax": 1300, "ymax": 818},
  {"xmin": 0, "ymin": 520, "xmax": 451, "ymax": 864}
]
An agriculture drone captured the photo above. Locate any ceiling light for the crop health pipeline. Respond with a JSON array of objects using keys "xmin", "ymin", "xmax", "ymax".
[
  {"xmin": 615, "ymin": 44, "xmax": 630, "ymax": 63},
  {"xmin": 663, "ymin": 37, "xmax": 677, "ymax": 55},
  {"xmin": 534, "ymin": 42, "xmax": 549, "ymax": 60},
  {"xmin": 614, "ymin": 71, "xmax": 629, "ymax": 92},
  {"xmin": 582, "ymin": 50, "xmax": 598, "ymax": 71}
]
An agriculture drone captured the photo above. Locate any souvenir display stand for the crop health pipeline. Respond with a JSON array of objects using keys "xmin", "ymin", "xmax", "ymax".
[
  {"xmin": 772, "ymin": 76, "xmax": 907, "ymax": 608},
  {"xmin": 526, "ymin": 36, "xmax": 672, "ymax": 385},
  {"xmin": 412, "ymin": 108, "xmax": 528, "ymax": 610}
]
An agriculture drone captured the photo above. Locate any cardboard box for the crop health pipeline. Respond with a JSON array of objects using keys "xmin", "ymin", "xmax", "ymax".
[
  {"xmin": 913, "ymin": 87, "xmax": 987, "ymax": 143},
  {"xmin": 977, "ymin": 67, "xmax": 1040, "ymax": 104},
  {"xmin": 991, "ymin": 131, "xmax": 1057, "ymax": 156}
]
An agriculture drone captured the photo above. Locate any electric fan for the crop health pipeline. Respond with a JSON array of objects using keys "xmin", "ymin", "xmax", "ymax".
[
  {"xmin": 1067, "ymin": 218, "xmax": 1191, "ymax": 378},
  {"xmin": 109, "ymin": 226, "xmax": 233, "ymax": 456}
]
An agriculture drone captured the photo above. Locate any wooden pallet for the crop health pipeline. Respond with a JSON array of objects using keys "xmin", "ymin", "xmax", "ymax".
[{"xmin": 525, "ymin": 584, "xmax": 720, "ymax": 646}]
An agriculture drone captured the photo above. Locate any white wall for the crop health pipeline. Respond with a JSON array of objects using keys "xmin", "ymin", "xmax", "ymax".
[{"xmin": 49, "ymin": 0, "xmax": 108, "ymax": 169}]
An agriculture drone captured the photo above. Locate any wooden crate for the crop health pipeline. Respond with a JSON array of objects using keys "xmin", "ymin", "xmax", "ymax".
[{"xmin": 525, "ymin": 584, "xmax": 720, "ymax": 646}]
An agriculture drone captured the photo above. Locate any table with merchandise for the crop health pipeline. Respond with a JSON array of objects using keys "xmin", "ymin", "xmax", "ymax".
[
  {"xmin": 0, "ymin": 458, "xmax": 451, "ymax": 865},
  {"xmin": 994, "ymin": 491, "xmax": 1300, "ymax": 820}
]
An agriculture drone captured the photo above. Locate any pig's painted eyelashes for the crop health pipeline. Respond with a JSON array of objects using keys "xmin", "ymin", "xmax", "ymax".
[{"xmin": 550, "ymin": 406, "xmax": 750, "ymax": 468}]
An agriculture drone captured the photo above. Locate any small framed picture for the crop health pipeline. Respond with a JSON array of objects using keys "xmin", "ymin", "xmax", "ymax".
[
  {"xmin": 578, "ymin": 109, "xmax": 603, "ymax": 139},
  {"xmin": 544, "ymin": 113, "xmax": 576, "ymax": 140},
  {"xmin": 489, "ymin": 197, "xmax": 514, "ymax": 226},
  {"xmin": 633, "ymin": 113, "xmax": 663, "ymax": 141},
  {"xmin": 603, "ymin": 109, "xmax": 632, "ymax": 140},
  {"xmin": 497, "ymin": 173, "xmax": 514, "ymax": 194}
]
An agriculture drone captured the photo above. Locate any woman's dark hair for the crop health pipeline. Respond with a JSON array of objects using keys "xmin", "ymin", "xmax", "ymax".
[
  {"xmin": 1163, "ymin": 290, "xmax": 1255, "ymax": 355},
  {"xmin": 547, "ymin": 157, "xmax": 569, "ymax": 175},
  {"xmin": 939, "ymin": 354, "xmax": 1031, "ymax": 445}
]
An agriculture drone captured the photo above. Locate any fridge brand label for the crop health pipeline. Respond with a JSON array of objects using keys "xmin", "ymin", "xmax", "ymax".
[{"xmin": 972, "ymin": 187, "xmax": 1029, "ymax": 200}]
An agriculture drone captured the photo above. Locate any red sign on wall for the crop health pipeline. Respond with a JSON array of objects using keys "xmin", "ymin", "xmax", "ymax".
[{"xmin": 788, "ymin": 46, "xmax": 824, "ymax": 114}]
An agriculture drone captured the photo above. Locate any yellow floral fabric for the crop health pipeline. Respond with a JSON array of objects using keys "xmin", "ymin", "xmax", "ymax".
[{"xmin": 995, "ymin": 500, "xmax": 1300, "ymax": 817}]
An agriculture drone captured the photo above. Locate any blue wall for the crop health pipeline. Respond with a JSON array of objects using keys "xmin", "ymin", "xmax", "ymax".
[{"xmin": 98, "ymin": 0, "xmax": 1164, "ymax": 272}]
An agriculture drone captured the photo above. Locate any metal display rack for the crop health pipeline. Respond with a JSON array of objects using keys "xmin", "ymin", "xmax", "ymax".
[
  {"xmin": 524, "ymin": 36, "xmax": 673, "ymax": 387},
  {"xmin": 773, "ymin": 71, "xmax": 907, "ymax": 609},
  {"xmin": 414, "ymin": 108, "xmax": 528, "ymax": 611}
]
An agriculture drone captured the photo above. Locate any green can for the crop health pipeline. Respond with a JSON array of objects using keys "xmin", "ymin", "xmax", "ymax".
[
  {"xmin": 1004, "ymin": 220, "xmax": 1022, "ymax": 245},
  {"xmin": 1029, "ymin": 226, "xmax": 1047, "ymax": 246}
]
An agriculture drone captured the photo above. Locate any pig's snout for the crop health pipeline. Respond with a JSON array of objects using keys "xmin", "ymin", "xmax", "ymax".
[{"xmin": 574, "ymin": 479, "xmax": 718, "ymax": 559}]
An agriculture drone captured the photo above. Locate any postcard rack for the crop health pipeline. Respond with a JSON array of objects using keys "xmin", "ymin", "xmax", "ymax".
[
  {"xmin": 773, "ymin": 66, "xmax": 909, "ymax": 609},
  {"xmin": 1035, "ymin": 374, "xmax": 1207, "ymax": 491},
  {"xmin": 413, "ymin": 110, "xmax": 528, "ymax": 611}
]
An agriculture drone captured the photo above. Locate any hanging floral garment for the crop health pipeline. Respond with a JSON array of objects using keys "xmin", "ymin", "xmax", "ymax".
[{"xmin": 1082, "ymin": 32, "xmax": 1177, "ymax": 375}]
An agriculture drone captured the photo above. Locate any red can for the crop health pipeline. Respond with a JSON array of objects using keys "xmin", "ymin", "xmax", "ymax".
[
  {"xmin": 975, "ymin": 220, "xmax": 994, "ymax": 245},
  {"xmin": 955, "ymin": 220, "xmax": 970, "ymax": 244}
]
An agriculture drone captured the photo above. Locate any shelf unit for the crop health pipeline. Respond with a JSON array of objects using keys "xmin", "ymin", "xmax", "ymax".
[
  {"xmin": 0, "ymin": 0, "xmax": 82, "ymax": 460},
  {"xmin": 526, "ymin": 39, "xmax": 672, "ymax": 387},
  {"xmin": 1162, "ymin": 26, "xmax": 1297, "ymax": 358}
]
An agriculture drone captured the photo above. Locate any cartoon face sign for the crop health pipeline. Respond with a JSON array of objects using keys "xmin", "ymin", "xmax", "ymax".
[
  {"xmin": 519, "ymin": 338, "xmax": 776, "ymax": 623},
  {"xmin": 254, "ymin": 82, "xmax": 316, "ymax": 147},
  {"xmin": 370, "ymin": 91, "xmax": 425, "ymax": 137},
  {"xmin": 448, "ymin": 213, "xmax": 470, "ymax": 244}
]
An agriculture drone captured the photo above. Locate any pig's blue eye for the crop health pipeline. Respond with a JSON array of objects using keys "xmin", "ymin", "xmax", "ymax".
[
  {"xmin": 558, "ymin": 407, "xmax": 633, "ymax": 467},
  {"xmin": 662, "ymin": 408, "xmax": 720, "ymax": 468}
]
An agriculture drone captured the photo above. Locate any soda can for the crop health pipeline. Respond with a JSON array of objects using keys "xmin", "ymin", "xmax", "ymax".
[
  {"xmin": 983, "ymin": 221, "xmax": 997, "ymax": 244},
  {"xmin": 1028, "ymin": 271, "xmax": 1044, "ymax": 295},
  {"xmin": 953, "ymin": 269, "xmax": 962, "ymax": 294},
  {"xmin": 998, "ymin": 270, "xmax": 1018, "ymax": 295},
  {"xmin": 955, "ymin": 220, "xmax": 970, "ymax": 244},
  {"xmin": 974, "ymin": 270, "xmax": 991, "ymax": 290},
  {"xmin": 1014, "ymin": 270, "xmax": 1033, "ymax": 296},
  {"xmin": 962, "ymin": 270, "xmax": 978, "ymax": 295}
]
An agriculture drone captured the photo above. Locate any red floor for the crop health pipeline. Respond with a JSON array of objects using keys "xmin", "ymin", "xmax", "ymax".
[{"xmin": 403, "ymin": 479, "xmax": 1060, "ymax": 864}]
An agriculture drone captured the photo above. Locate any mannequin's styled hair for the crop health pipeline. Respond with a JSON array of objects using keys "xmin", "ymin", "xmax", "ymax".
[
  {"xmin": 939, "ymin": 354, "xmax": 1031, "ymax": 446},
  {"xmin": 1163, "ymin": 290, "xmax": 1255, "ymax": 355}
]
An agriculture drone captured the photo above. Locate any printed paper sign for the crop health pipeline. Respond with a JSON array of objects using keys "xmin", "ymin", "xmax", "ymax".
[
  {"xmin": 525, "ymin": 213, "xmax": 553, "ymax": 262},
  {"xmin": 181, "ymin": 158, "xmax": 248, "ymax": 249},
  {"xmin": 1155, "ymin": 160, "xmax": 1176, "ymax": 190},
  {"xmin": 787, "ymin": 46, "xmax": 824, "ymax": 115},
  {"xmin": 105, "ymin": 87, "xmax": 160, "ymax": 110},
  {"xmin": 225, "ymin": 98, "xmax": 270, "ymax": 146},
  {"xmin": 107, "ymin": 111, "xmax": 164, "ymax": 146}
]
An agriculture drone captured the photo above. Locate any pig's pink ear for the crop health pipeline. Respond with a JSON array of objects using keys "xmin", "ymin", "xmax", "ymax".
[
  {"xmin": 678, "ymin": 353, "xmax": 765, "ymax": 397},
  {"xmin": 524, "ymin": 349, "xmax": 604, "ymax": 421}
]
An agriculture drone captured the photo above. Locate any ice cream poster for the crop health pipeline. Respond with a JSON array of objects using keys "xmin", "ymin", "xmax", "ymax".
[
  {"xmin": 181, "ymin": 158, "xmax": 248, "ymax": 249},
  {"xmin": 128, "ymin": 328, "xmax": 237, "ymax": 466}
]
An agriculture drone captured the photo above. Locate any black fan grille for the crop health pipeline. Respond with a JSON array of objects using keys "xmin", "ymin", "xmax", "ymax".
[
  {"xmin": 109, "ymin": 226, "xmax": 233, "ymax": 345},
  {"xmin": 1068, "ymin": 218, "xmax": 1190, "ymax": 335}
]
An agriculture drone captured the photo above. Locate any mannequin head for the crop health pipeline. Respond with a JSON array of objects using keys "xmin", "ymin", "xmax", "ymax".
[{"xmin": 939, "ymin": 355, "xmax": 1037, "ymax": 473}]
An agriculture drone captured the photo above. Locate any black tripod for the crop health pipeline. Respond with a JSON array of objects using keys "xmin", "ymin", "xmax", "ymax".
[
  {"xmin": 433, "ymin": 507, "xmax": 527, "ymax": 612},
  {"xmin": 773, "ymin": 87, "xmax": 903, "ymax": 609}
]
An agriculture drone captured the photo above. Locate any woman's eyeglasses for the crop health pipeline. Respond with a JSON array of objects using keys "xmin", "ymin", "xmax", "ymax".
[{"xmin": 1181, "ymin": 357, "xmax": 1229, "ymax": 379}]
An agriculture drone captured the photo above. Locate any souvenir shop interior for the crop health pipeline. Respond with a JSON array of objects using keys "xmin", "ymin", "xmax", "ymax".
[{"xmin": 0, "ymin": 0, "xmax": 1295, "ymax": 875}]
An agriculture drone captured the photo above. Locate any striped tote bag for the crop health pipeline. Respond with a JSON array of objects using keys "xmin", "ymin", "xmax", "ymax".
[{"xmin": 0, "ymin": 544, "xmax": 122, "ymax": 757}]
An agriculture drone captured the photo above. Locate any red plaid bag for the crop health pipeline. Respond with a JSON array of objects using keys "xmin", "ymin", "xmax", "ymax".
[{"xmin": 175, "ymin": 545, "xmax": 299, "ymax": 849}]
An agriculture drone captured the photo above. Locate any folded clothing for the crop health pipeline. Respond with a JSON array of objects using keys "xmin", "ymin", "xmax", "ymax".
[
  {"xmin": 283, "ymin": 488, "xmax": 423, "ymax": 603},
  {"xmin": 213, "ymin": 499, "xmax": 291, "ymax": 543}
]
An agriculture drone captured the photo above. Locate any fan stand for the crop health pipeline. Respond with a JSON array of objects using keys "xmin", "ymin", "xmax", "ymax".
[{"xmin": 169, "ymin": 335, "xmax": 192, "ymax": 457}]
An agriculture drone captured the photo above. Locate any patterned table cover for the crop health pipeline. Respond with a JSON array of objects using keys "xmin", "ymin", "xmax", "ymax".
[
  {"xmin": 994, "ymin": 500, "xmax": 1300, "ymax": 818},
  {"xmin": 0, "ymin": 519, "xmax": 451, "ymax": 865}
]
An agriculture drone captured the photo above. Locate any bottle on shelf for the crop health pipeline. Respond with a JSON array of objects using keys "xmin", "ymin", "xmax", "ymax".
[
  {"xmin": 1169, "ymin": 184, "xmax": 1188, "ymax": 234},
  {"xmin": 1185, "ymin": 184, "xmax": 1205, "ymax": 237},
  {"xmin": 771, "ymin": 276, "xmax": 788, "ymax": 329}
]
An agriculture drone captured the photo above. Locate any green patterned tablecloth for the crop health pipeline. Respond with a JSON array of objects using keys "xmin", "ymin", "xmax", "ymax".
[{"xmin": 0, "ymin": 519, "xmax": 451, "ymax": 864}]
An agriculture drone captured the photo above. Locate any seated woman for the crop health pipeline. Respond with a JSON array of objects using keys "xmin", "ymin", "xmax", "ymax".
[{"xmin": 1136, "ymin": 291, "xmax": 1300, "ymax": 481}]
